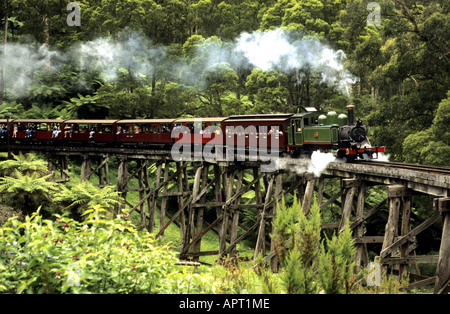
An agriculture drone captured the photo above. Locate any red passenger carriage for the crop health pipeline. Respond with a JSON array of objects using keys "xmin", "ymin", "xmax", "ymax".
[
  {"xmin": 115, "ymin": 119, "xmax": 175, "ymax": 145},
  {"xmin": 221, "ymin": 114, "xmax": 290, "ymax": 151},
  {"xmin": 172, "ymin": 117, "xmax": 226, "ymax": 146},
  {"xmin": 62, "ymin": 120, "xmax": 117, "ymax": 143},
  {"xmin": 12, "ymin": 119, "xmax": 64, "ymax": 141}
]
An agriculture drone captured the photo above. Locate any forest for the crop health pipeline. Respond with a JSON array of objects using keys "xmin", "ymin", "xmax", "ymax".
[
  {"xmin": 0, "ymin": 0, "xmax": 449, "ymax": 164},
  {"xmin": 0, "ymin": 0, "xmax": 449, "ymax": 295}
]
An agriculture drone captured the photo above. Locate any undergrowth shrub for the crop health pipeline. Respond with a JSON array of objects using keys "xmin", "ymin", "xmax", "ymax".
[
  {"xmin": 0, "ymin": 206, "xmax": 210, "ymax": 294},
  {"xmin": 272, "ymin": 196, "xmax": 359, "ymax": 294}
]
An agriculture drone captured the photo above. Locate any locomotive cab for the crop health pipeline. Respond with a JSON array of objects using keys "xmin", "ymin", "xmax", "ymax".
[{"xmin": 287, "ymin": 107, "xmax": 342, "ymax": 156}]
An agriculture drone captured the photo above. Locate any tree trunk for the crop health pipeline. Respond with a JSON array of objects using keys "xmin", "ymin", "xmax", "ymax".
[{"xmin": 0, "ymin": 14, "xmax": 8, "ymax": 105}]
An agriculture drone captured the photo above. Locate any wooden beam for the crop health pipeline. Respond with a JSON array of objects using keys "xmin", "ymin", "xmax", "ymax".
[
  {"xmin": 319, "ymin": 189, "xmax": 344, "ymax": 211},
  {"xmin": 435, "ymin": 211, "xmax": 450, "ymax": 294},
  {"xmin": 302, "ymin": 175, "xmax": 315, "ymax": 215},
  {"xmin": 381, "ymin": 212, "xmax": 441, "ymax": 258},
  {"xmin": 254, "ymin": 176, "xmax": 274, "ymax": 260},
  {"xmin": 155, "ymin": 167, "xmax": 225, "ymax": 239},
  {"xmin": 349, "ymin": 198, "xmax": 387, "ymax": 229},
  {"xmin": 339, "ymin": 186, "xmax": 357, "ymax": 233},
  {"xmin": 158, "ymin": 161, "xmax": 171, "ymax": 237},
  {"xmin": 381, "ymin": 256, "xmax": 439, "ymax": 264}
]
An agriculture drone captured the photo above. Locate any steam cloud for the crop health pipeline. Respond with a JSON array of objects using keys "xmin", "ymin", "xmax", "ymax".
[
  {"xmin": 276, "ymin": 151, "xmax": 343, "ymax": 177},
  {"xmin": 0, "ymin": 28, "xmax": 356, "ymax": 100},
  {"xmin": 234, "ymin": 29, "xmax": 356, "ymax": 94}
]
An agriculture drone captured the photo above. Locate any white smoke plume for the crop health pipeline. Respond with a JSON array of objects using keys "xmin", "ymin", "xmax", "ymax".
[
  {"xmin": 276, "ymin": 151, "xmax": 340, "ymax": 177},
  {"xmin": 0, "ymin": 32, "xmax": 167, "ymax": 99},
  {"xmin": 233, "ymin": 29, "xmax": 356, "ymax": 94},
  {"xmin": 179, "ymin": 28, "xmax": 356, "ymax": 94},
  {"xmin": 0, "ymin": 28, "xmax": 355, "ymax": 99},
  {"xmin": 0, "ymin": 41, "xmax": 63, "ymax": 98},
  {"xmin": 74, "ymin": 33, "xmax": 166, "ymax": 83}
]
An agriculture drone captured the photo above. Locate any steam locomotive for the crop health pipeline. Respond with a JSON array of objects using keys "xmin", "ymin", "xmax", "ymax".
[{"xmin": 0, "ymin": 105, "xmax": 384, "ymax": 161}]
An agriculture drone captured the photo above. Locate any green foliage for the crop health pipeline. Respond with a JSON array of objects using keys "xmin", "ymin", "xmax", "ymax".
[
  {"xmin": 318, "ymin": 222, "xmax": 356, "ymax": 294},
  {"xmin": 0, "ymin": 153, "xmax": 48, "ymax": 177},
  {"xmin": 272, "ymin": 196, "xmax": 358, "ymax": 294},
  {"xmin": 53, "ymin": 181, "xmax": 121, "ymax": 217},
  {"xmin": 0, "ymin": 206, "xmax": 219, "ymax": 294},
  {"xmin": 0, "ymin": 172, "xmax": 58, "ymax": 211},
  {"xmin": 0, "ymin": 153, "xmax": 57, "ymax": 212},
  {"xmin": 403, "ymin": 91, "xmax": 450, "ymax": 165}
]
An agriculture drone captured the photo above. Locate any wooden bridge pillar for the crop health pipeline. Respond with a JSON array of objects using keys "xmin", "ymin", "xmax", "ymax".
[
  {"xmin": 47, "ymin": 154, "xmax": 70, "ymax": 182},
  {"xmin": 339, "ymin": 178, "xmax": 369, "ymax": 271},
  {"xmin": 380, "ymin": 185, "xmax": 412, "ymax": 280},
  {"xmin": 435, "ymin": 197, "xmax": 450, "ymax": 294},
  {"xmin": 81, "ymin": 154, "xmax": 110, "ymax": 186},
  {"xmin": 115, "ymin": 156, "xmax": 129, "ymax": 216},
  {"xmin": 302, "ymin": 173, "xmax": 315, "ymax": 215}
]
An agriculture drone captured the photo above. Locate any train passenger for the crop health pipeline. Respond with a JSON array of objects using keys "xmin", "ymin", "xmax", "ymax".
[
  {"xmin": 268, "ymin": 127, "xmax": 283, "ymax": 136},
  {"xmin": 172, "ymin": 124, "xmax": 182, "ymax": 134},
  {"xmin": 0, "ymin": 124, "xmax": 6, "ymax": 138},
  {"xmin": 52, "ymin": 126, "xmax": 61, "ymax": 138},
  {"xmin": 89, "ymin": 127, "xmax": 95, "ymax": 138},
  {"xmin": 26, "ymin": 124, "xmax": 36, "ymax": 138},
  {"xmin": 162, "ymin": 125, "xmax": 171, "ymax": 134},
  {"xmin": 116, "ymin": 126, "xmax": 124, "ymax": 135},
  {"xmin": 64, "ymin": 124, "xmax": 73, "ymax": 138},
  {"xmin": 13, "ymin": 124, "xmax": 18, "ymax": 138},
  {"xmin": 134, "ymin": 125, "xmax": 140, "ymax": 134}
]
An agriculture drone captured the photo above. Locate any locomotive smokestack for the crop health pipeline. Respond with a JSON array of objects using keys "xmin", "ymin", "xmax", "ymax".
[{"xmin": 347, "ymin": 104, "xmax": 355, "ymax": 125}]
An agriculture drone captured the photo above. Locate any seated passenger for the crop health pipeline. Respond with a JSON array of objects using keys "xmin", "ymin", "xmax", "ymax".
[
  {"xmin": 26, "ymin": 125, "xmax": 35, "ymax": 138},
  {"xmin": 52, "ymin": 126, "xmax": 61, "ymax": 138},
  {"xmin": 162, "ymin": 125, "xmax": 171, "ymax": 134},
  {"xmin": 64, "ymin": 124, "xmax": 73, "ymax": 138},
  {"xmin": 0, "ymin": 124, "xmax": 6, "ymax": 138},
  {"xmin": 116, "ymin": 126, "xmax": 124, "ymax": 135},
  {"xmin": 89, "ymin": 127, "xmax": 95, "ymax": 138}
]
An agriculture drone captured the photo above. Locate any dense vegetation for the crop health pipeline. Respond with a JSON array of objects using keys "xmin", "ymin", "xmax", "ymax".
[
  {"xmin": 0, "ymin": 0, "xmax": 449, "ymax": 164},
  {"xmin": 0, "ymin": 0, "xmax": 448, "ymax": 294},
  {"xmin": 0, "ymin": 188, "xmax": 407, "ymax": 294}
]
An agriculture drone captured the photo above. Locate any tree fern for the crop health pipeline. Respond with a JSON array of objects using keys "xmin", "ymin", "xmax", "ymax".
[
  {"xmin": 0, "ymin": 173, "xmax": 59, "ymax": 211},
  {"xmin": 0, "ymin": 153, "xmax": 48, "ymax": 177},
  {"xmin": 54, "ymin": 181, "xmax": 120, "ymax": 215}
]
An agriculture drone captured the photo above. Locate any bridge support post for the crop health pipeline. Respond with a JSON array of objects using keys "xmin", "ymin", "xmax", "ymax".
[
  {"xmin": 381, "ymin": 185, "xmax": 412, "ymax": 281},
  {"xmin": 81, "ymin": 154, "xmax": 110, "ymax": 186},
  {"xmin": 302, "ymin": 173, "xmax": 315, "ymax": 215},
  {"xmin": 269, "ymin": 172, "xmax": 283, "ymax": 272},
  {"xmin": 434, "ymin": 197, "xmax": 450, "ymax": 294},
  {"xmin": 338, "ymin": 178, "xmax": 369, "ymax": 271},
  {"xmin": 115, "ymin": 157, "xmax": 128, "ymax": 215},
  {"xmin": 47, "ymin": 154, "xmax": 70, "ymax": 182}
]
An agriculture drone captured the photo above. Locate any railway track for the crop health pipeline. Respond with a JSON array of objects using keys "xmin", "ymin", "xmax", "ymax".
[{"xmin": 355, "ymin": 160, "xmax": 450, "ymax": 176}]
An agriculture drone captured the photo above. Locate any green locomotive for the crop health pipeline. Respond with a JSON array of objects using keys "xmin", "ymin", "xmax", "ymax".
[{"xmin": 286, "ymin": 105, "xmax": 384, "ymax": 160}]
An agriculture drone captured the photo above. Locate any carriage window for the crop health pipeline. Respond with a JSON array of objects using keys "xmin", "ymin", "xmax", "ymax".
[
  {"xmin": 35, "ymin": 123, "xmax": 43, "ymax": 130},
  {"xmin": 103, "ymin": 125, "xmax": 112, "ymax": 133},
  {"xmin": 155, "ymin": 124, "xmax": 171, "ymax": 134},
  {"xmin": 78, "ymin": 124, "xmax": 90, "ymax": 133},
  {"xmin": 141, "ymin": 124, "xmax": 151, "ymax": 133},
  {"xmin": 248, "ymin": 125, "xmax": 257, "ymax": 134},
  {"xmin": 295, "ymin": 120, "xmax": 302, "ymax": 132}
]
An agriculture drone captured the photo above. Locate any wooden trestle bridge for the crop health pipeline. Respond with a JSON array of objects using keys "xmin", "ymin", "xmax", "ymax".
[{"xmin": 3, "ymin": 144, "xmax": 450, "ymax": 294}]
